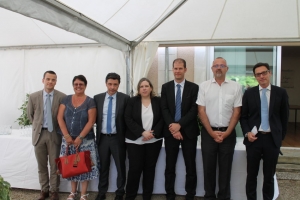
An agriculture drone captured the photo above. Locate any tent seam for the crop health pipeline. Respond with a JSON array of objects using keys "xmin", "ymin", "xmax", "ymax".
[
  {"xmin": 211, "ymin": 0, "xmax": 227, "ymax": 39},
  {"xmin": 102, "ymin": 0, "xmax": 130, "ymax": 25}
]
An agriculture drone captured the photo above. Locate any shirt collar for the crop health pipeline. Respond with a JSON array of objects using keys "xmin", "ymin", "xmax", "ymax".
[
  {"xmin": 43, "ymin": 90, "xmax": 54, "ymax": 96},
  {"xmin": 259, "ymin": 84, "xmax": 271, "ymax": 91},
  {"xmin": 174, "ymin": 79, "xmax": 185, "ymax": 87},
  {"xmin": 211, "ymin": 78, "xmax": 229, "ymax": 83},
  {"xmin": 105, "ymin": 92, "xmax": 117, "ymax": 99}
]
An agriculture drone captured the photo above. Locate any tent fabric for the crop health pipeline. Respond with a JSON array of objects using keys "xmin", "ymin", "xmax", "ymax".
[
  {"xmin": 0, "ymin": 0, "xmax": 130, "ymax": 51},
  {"xmin": 0, "ymin": 46, "xmax": 126, "ymax": 128},
  {"xmin": 2, "ymin": 0, "xmax": 300, "ymax": 50},
  {"xmin": 132, "ymin": 42, "xmax": 159, "ymax": 95}
]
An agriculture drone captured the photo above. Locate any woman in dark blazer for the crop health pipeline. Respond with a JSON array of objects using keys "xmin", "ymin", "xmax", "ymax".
[{"xmin": 124, "ymin": 78, "xmax": 164, "ymax": 200}]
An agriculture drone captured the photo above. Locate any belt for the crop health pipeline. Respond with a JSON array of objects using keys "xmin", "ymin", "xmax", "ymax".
[
  {"xmin": 41, "ymin": 127, "xmax": 48, "ymax": 130},
  {"xmin": 211, "ymin": 127, "xmax": 228, "ymax": 131},
  {"xmin": 258, "ymin": 131, "xmax": 271, "ymax": 134},
  {"xmin": 101, "ymin": 133, "xmax": 117, "ymax": 136}
]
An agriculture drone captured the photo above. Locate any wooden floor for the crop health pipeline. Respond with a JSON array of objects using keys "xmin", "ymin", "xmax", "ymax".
[{"xmin": 282, "ymin": 122, "xmax": 300, "ymax": 147}]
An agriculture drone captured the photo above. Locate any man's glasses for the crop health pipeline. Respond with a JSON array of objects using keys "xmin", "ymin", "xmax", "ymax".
[
  {"xmin": 212, "ymin": 64, "xmax": 227, "ymax": 69},
  {"xmin": 254, "ymin": 70, "xmax": 269, "ymax": 77},
  {"xmin": 73, "ymin": 83, "xmax": 85, "ymax": 87}
]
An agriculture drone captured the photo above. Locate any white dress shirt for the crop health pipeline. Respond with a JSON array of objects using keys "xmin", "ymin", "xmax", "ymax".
[{"xmin": 196, "ymin": 79, "xmax": 243, "ymax": 127}]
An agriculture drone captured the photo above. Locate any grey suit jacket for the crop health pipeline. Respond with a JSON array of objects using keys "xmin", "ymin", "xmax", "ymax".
[
  {"xmin": 27, "ymin": 89, "xmax": 66, "ymax": 146},
  {"xmin": 94, "ymin": 92, "xmax": 130, "ymax": 146}
]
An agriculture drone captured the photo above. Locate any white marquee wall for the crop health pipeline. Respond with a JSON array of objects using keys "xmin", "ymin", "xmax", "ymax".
[{"xmin": 0, "ymin": 46, "xmax": 126, "ymax": 128}]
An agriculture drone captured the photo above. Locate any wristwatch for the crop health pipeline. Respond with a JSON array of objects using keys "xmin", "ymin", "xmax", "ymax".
[{"xmin": 245, "ymin": 133, "xmax": 248, "ymax": 138}]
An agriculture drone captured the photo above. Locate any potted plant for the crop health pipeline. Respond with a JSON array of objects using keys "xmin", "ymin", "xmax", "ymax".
[
  {"xmin": 0, "ymin": 175, "xmax": 10, "ymax": 200},
  {"xmin": 16, "ymin": 93, "xmax": 32, "ymax": 127}
]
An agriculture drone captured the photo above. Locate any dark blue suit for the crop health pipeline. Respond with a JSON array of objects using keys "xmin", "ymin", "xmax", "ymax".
[{"xmin": 240, "ymin": 85, "xmax": 289, "ymax": 200}]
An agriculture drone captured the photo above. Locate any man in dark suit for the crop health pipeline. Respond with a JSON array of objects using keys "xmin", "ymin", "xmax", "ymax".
[
  {"xmin": 94, "ymin": 73, "xmax": 130, "ymax": 200},
  {"xmin": 240, "ymin": 63, "xmax": 289, "ymax": 200},
  {"xmin": 27, "ymin": 71, "xmax": 66, "ymax": 200},
  {"xmin": 161, "ymin": 58, "xmax": 199, "ymax": 200}
]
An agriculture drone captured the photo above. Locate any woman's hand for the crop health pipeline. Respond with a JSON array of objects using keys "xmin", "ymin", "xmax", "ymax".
[
  {"xmin": 73, "ymin": 137, "xmax": 83, "ymax": 149},
  {"xmin": 142, "ymin": 130, "xmax": 154, "ymax": 141}
]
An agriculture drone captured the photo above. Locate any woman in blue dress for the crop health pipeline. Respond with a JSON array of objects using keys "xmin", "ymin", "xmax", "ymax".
[{"xmin": 57, "ymin": 75, "xmax": 99, "ymax": 200}]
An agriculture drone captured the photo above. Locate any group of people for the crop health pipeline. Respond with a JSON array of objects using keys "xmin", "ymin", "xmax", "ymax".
[{"xmin": 27, "ymin": 57, "xmax": 289, "ymax": 200}]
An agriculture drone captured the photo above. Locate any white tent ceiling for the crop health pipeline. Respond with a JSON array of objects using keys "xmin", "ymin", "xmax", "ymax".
[{"xmin": 1, "ymin": 0, "xmax": 300, "ymax": 51}]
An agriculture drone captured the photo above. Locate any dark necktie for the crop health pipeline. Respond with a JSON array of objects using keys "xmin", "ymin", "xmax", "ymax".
[
  {"xmin": 175, "ymin": 84, "xmax": 181, "ymax": 122},
  {"xmin": 106, "ymin": 96, "xmax": 113, "ymax": 134}
]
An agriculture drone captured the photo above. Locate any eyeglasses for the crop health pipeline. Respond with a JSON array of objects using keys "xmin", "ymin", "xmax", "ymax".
[
  {"xmin": 73, "ymin": 83, "xmax": 85, "ymax": 87},
  {"xmin": 254, "ymin": 70, "xmax": 269, "ymax": 77},
  {"xmin": 212, "ymin": 64, "xmax": 227, "ymax": 69}
]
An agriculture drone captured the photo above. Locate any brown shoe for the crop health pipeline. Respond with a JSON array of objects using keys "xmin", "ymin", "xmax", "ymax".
[
  {"xmin": 37, "ymin": 191, "xmax": 49, "ymax": 200},
  {"xmin": 50, "ymin": 191, "xmax": 59, "ymax": 200}
]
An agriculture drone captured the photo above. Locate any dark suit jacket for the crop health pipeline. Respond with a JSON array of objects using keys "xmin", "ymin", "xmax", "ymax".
[
  {"xmin": 161, "ymin": 80, "xmax": 200, "ymax": 139},
  {"xmin": 124, "ymin": 96, "xmax": 164, "ymax": 140},
  {"xmin": 94, "ymin": 92, "xmax": 130, "ymax": 146},
  {"xmin": 240, "ymin": 85, "xmax": 289, "ymax": 148}
]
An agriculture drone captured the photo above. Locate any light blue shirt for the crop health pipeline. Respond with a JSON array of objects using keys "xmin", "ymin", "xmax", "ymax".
[
  {"xmin": 42, "ymin": 90, "xmax": 54, "ymax": 128},
  {"xmin": 101, "ymin": 92, "xmax": 117, "ymax": 134}
]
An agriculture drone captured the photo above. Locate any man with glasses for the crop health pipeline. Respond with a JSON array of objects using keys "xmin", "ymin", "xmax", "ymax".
[
  {"xmin": 197, "ymin": 57, "xmax": 242, "ymax": 200},
  {"xmin": 240, "ymin": 63, "xmax": 289, "ymax": 200}
]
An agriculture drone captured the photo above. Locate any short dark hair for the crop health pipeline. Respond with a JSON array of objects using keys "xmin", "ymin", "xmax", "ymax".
[
  {"xmin": 136, "ymin": 77, "xmax": 156, "ymax": 98},
  {"xmin": 253, "ymin": 63, "xmax": 270, "ymax": 74},
  {"xmin": 106, "ymin": 73, "xmax": 121, "ymax": 83},
  {"xmin": 173, "ymin": 58, "xmax": 186, "ymax": 68},
  {"xmin": 72, "ymin": 75, "xmax": 87, "ymax": 86},
  {"xmin": 43, "ymin": 71, "xmax": 56, "ymax": 78}
]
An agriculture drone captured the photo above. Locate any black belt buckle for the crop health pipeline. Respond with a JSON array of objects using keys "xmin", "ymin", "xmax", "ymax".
[
  {"xmin": 41, "ymin": 127, "xmax": 48, "ymax": 130},
  {"xmin": 212, "ymin": 127, "xmax": 227, "ymax": 131}
]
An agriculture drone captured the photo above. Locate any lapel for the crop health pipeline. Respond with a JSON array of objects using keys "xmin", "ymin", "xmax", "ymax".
[
  {"xmin": 52, "ymin": 90, "xmax": 58, "ymax": 115},
  {"xmin": 181, "ymin": 80, "xmax": 190, "ymax": 106},
  {"xmin": 269, "ymin": 85, "xmax": 276, "ymax": 116},
  {"xmin": 137, "ymin": 97, "xmax": 143, "ymax": 125},
  {"xmin": 115, "ymin": 92, "xmax": 120, "ymax": 117},
  {"xmin": 99, "ymin": 93, "xmax": 106, "ymax": 121},
  {"xmin": 38, "ymin": 90, "xmax": 44, "ymax": 114},
  {"xmin": 168, "ymin": 81, "xmax": 176, "ymax": 108},
  {"xmin": 254, "ymin": 86, "xmax": 261, "ymax": 114}
]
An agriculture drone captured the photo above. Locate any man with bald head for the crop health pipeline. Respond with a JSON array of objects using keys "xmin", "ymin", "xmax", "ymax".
[{"xmin": 197, "ymin": 57, "xmax": 243, "ymax": 200}]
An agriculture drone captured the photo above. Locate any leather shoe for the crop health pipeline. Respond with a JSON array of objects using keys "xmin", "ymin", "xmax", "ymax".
[
  {"xmin": 51, "ymin": 192, "xmax": 59, "ymax": 200},
  {"xmin": 114, "ymin": 195, "xmax": 123, "ymax": 200},
  {"xmin": 95, "ymin": 194, "xmax": 106, "ymax": 200},
  {"xmin": 37, "ymin": 191, "xmax": 49, "ymax": 200}
]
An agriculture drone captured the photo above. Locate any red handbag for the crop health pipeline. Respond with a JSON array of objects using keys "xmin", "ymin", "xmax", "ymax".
[{"xmin": 55, "ymin": 145, "xmax": 93, "ymax": 178}]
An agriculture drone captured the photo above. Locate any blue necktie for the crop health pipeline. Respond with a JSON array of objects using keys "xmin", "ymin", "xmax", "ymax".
[
  {"xmin": 175, "ymin": 84, "xmax": 181, "ymax": 122},
  {"xmin": 106, "ymin": 96, "xmax": 113, "ymax": 134},
  {"xmin": 261, "ymin": 88, "xmax": 269, "ymax": 131},
  {"xmin": 46, "ymin": 94, "xmax": 53, "ymax": 132}
]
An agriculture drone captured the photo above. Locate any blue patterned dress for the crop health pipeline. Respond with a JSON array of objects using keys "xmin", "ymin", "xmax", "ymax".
[{"xmin": 59, "ymin": 95, "xmax": 99, "ymax": 182}]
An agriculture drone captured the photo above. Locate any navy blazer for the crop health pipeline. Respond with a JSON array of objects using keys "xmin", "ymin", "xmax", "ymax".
[
  {"xmin": 124, "ymin": 96, "xmax": 164, "ymax": 140},
  {"xmin": 240, "ymin": 85, "xmax": 289, "ymax": 148},
  {"xmin": 94, "ymin": 92, "xmax": 130, "ymax": 145},
  {"xmin": 161, "ymin": 80, "xmax": 200, "ymax": 139}
]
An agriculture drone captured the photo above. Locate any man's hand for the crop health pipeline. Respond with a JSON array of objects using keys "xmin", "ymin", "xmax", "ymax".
[
  {"xmin": 169, "ymin": 123, "xmax": 181, "ymax": 134},
  {"xmin": 172, "ymin": 131, "xmax": 183, "ymax": 140},
  {"xmin": 247, "ymin": 132, "xmax": 257, "ymax": 142},
  {"xmin": 211, "ymin": 131, "xmax": 223, "ymax": 143}
]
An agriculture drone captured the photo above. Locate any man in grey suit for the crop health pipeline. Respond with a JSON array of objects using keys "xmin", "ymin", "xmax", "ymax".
[
  {"xmin": 27, "ymin": 71, "xmax": 66, "ymax": 200},
  {"xmin": 94, "ymin": 73, "xmax": 130, "ymax": 200}
]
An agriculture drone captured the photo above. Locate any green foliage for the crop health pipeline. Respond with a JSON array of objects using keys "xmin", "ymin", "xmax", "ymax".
[
  {"xmin": 0, "ymin": 175, "xmax": 11, "ymax": 200},
  {"xmin": 16, "ymin": 93, "xmax": 32, "ymax": 127},
  {"xmin": 227, "ymin": 75, "xmax": 258, "ymax": 88}
]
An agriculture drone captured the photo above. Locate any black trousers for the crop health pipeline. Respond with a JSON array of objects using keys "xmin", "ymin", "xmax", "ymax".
[
  {"xmin": 97, "ymin": 134, "xmax": 126, "ymax": 196},
  {"xmin": 201, "ymin": 128, "xmax": 236, "ymax": 200},
  {"xmin": 246, "ymin": 132, "xmax": 279, "ymax": 200},
  {"xmin": 164, "ymin": 133, "xmax": 197, "ymax": 200},
  {"xmin": 125, "ymin": 140, "xmax": 162, "ymax": 200}
]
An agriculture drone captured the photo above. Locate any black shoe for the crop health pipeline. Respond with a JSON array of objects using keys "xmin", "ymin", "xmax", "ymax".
[
  {"xmin": 114, "ymin": 195, "xmax": 123, "ymax": 200},
  {"xmin": 95, "ymin": 194, "xmax": 106, "ymax": 200}
]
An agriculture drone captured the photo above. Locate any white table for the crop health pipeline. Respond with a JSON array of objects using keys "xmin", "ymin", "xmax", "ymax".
[{"xmin": 0, "ymin": 134, "xmax": 278, "ymax": 199}]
